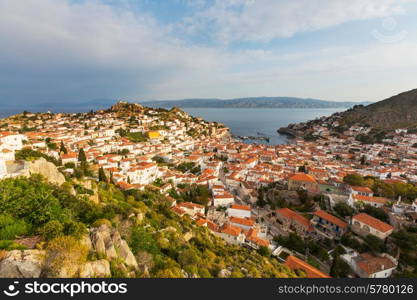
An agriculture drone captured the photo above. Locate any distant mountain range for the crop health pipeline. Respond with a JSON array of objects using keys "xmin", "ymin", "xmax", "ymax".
[
  {"xmin": 139, "ymin": 97, "xmax": 371, "ymax": 109},
  {"xmin": 0, "ymin": 97, "xmax": 371, "ymax": 118}
]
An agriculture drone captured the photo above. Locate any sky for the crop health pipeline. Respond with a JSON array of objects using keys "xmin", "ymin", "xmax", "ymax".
[{"xmin": 1, "ymin": 0, "xmax": 417, "ymax": 108}]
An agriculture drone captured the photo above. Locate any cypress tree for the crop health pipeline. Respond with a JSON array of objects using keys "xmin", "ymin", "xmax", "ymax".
[
  {"xmin": 98, "ymin": 167, "xmax": 107, "ymax": 182},
  {"xmin": 78, "ymin": 148, "xmax": 86, "ymax": 162},
  {"xmin": 60, "ymin": 141, "xmax": 68, "ymax": 154}
]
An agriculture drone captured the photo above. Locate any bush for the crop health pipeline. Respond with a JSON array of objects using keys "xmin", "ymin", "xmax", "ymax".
[
  {"xmin": 45, "ymin": 236, "xmax": 88, "ymax": 277},
  {"xmin": 63, "ymin": 221, "xmax": 87, "ymax": 238},
  {"xmin": 0, "ymin": 240, "xmax": 27, "ymax": 250},
  {"xmin": 39, "ymin": 220, "xmax": 64, "ymax": 240},
  {"xmin": 92, "ymin": 219, "xmax": 112, "ymax": 228},
  {"xmin": 0, "ymin": 214, "xmax": 30, "ymax": 240}
]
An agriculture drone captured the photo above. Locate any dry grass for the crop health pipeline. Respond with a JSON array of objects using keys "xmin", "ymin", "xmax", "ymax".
[{"xmin": 0, "ymin": 250, "xmax": 8, "ymax": 262}]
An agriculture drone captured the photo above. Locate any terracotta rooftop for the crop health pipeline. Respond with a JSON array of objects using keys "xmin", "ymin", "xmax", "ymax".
[
  {"xmin": 276, "ymin": 208, "xmax": 312, "ymax": 230},
  {"xmin": 284, "ymin": 255, "xmax": 331, "ymax": 278},
  {"xmin": 229, "ymin": 217, "xmax": 254, "ymax": 227},
  {"xmin": 353, "ymin": 194, "xmax": 389, "ymax": 205},
  {"xmin": 352, "ymin": 213, "xmax": 393, "ymax": 233},
  {"xmin": 230, "ymin": 204, "xmax": 251, "ymax": 211},
  {"xmin": 314, "ymin": 210, "xmax": 347, "ymax": 228},
  {"xmin": 356, "ymin": 253, "xmax": 396, "ymax": 275},
  {"xmin": 289, "ymin": 173, "xmax": 317, "ymax": 183}
]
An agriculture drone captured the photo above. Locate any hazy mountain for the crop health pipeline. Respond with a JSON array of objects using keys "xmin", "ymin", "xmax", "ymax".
[{"xmin": 139, "ymin": 97, "xmax": 370, "ymax": 109}]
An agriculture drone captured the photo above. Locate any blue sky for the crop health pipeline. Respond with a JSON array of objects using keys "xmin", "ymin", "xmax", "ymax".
[{"xmin": 1, "ymin": 0, "xmax": 417, "ymax": 108}]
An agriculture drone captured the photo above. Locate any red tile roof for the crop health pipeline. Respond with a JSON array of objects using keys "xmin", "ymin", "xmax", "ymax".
[
  {"xmin": 351, "ymin": 186, "xmax": 373, "ymax": 194},
  {"xmin": 284, "ymin": 255, "xmax": 331, "ymax": 278},
  {"xmin": 353, "ymin": 194, "xmax": 388, "ymax": 205},
  {"xmin": 352, "ymin": 213, "xmax": 393, "ymax": 233},
  {"xmin": 276, "ymin": 208, "xmax": 312, "ymax": 230},
  {"xmin": 230, "ymin": 204, "xmax": 251, "ymax": 211},
  {"xmin": 290, "ymin": 173, "xmax": 317, "ymax": 183},
  {"xmin": 356, "ymin": 253, "xmax": 396, "ymax": 275},
  {"xmin": 220, "ymin": 224, "xmax": 242, "ymax": 237},
  {"xmin": 314, "ymin": 210, "xmax": 347, "ymax": 228},
  {"xmin": 229, "ymin": 217, "xmax": 254, "ymax": 227}
]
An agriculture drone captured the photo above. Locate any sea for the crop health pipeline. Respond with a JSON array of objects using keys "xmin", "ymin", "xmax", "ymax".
[
  {"xmin": 183, "ymin": 108, "xmax": 343, "ymax": 145},
  {"xmin": 0, "ymin": 107, "xmax": 343, "ymax": 145}
]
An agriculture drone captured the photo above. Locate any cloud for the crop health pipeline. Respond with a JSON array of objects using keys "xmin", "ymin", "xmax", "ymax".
[
  {"xmin": 0, "ymin": 0, "xmax": 229, "ymax": 105},
  {"xmin": 0, "ymin": 0, "xmax": 416, "ymax": 108},
  {"xmin": 183, "ymin": 0, "xmax": 410, "ymax": 43}
]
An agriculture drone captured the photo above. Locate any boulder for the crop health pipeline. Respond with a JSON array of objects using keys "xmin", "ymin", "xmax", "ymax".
[
  {"xmin": 0, "ymin": 250, "xmax": 45, "ymax": 278},
  {"xmin": 80, "ymin": 260, "xmax": 111, "ymax": 278},
  {"xmin": 89, "ymin": 224, "xmax": 138, "ymax": 269},
  {"xmin": 118, "ymin": 240, "xmax": 138, "ymax": 269},
  {"xmin": 28, "ymin": 158, "xmax": 65, "ymax": 186},
  {"xmin": 218, "ymin": 269, "xmax": 231, "ymax": 278}
]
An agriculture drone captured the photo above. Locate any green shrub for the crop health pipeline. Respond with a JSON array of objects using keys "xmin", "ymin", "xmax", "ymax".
[
  {"xmin": 0, "ymin": 214, "xmax": 30, "ymax": 240},
  {"xmin": 39, "ymin": 220, "xmax": 64, "ymax": 240},
  {"xmin": 0, "ymin": 240, "xmax": 27, "ymax": 250}
]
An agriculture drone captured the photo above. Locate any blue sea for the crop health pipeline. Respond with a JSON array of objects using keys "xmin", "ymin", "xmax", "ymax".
[{"xmin": 183, "ymin": 108, "xmax": 342, "ymax": 145}]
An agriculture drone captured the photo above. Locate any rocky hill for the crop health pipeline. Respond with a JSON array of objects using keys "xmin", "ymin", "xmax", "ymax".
[
  {"xmin": 278, "ymin": 88, "xmax": 417, "ymax": 139},
  {"xmin": 332, "ymin": 88, "xmax": 417, "ymax": 129},
  {"xmin": 0, "ymin": 175, "xmax": 297, "ymax": 278}
]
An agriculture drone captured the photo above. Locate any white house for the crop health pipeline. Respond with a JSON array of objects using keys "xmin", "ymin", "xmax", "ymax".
[
  {"xmin": 213, "ymin": 192, "xmax": 235, "ymax": 207},
  {"xmin": 0, "ymin": 158, "xmax": 7, "ymax": 179},
  {"xmin": 342, "ymin": 250, "xmax": 397, "ymax": 278},
  {"xmin": 0, "ymin": 132, "xmax": 25, "ymax": 151},
  {"xmin": 217, "ymin": 224, "xmax": 245, "ymax": 245},
  {"xmin": 229, "ymin": 216, "xmax": 254, "ymax": 231},
  {"xmin": 351, "ymin": 213, "xmax": 394, "ymax": 240},
  {"xmin": 227, "ymin": 204, "xmax": 251, "ymax": 219}
]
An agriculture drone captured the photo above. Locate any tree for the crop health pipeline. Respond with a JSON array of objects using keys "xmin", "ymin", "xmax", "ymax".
[
  {"xmin": 257, "ymin": 246, "xmax": 271, "ymax": 257},
  {"xmin": 343, "ymin": 174, "xmax": 365, "ymax": 186},
  {"xmin": 98, "ymin": 167, "xmax": 107, "ymax": 182},
  {"xmin": 60, "ymin": 141, "xmax": 68, "ymax": 154},
  {"xmin": 298, "ymin": 165, "xmax": 307, "ymax": 173},
  {"xmin": 334, "ymin": 202, "xmax": 354, "ymax": 218},
  {"xmin": 78, "ymin": 148, "xmax": 86, "ymax": 162},
  {"xmin": 330, "ymin": 246, "xmax": 351, "ymax": 278},
  {"xmin": 363, "ymin": 205, "xmax": 389, "ymax": 223},
  {"xmin": 364, "ymin": 235, "xmax": 386, "ymax": 253}
]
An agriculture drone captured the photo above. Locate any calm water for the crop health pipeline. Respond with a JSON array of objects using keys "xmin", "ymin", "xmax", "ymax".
[{"xmin": 183, "ymin": 108, "xmax": 342, "ymax": 145}]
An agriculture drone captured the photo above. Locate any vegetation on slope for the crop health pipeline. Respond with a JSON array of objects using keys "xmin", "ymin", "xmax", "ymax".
[{"xmin": 0, "ymin": 175, "xmax": 297, "ymax": 278}]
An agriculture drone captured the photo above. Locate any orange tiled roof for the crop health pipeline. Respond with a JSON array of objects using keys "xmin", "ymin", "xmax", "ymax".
[
  {"xmin": 314, "ymin": 210, "xmax": 347, "ymax": 228},
  {"xmin": 353, "ymin": 194, "xmax": 388, "ymax": 205},
  {"xmin": 276, "ymin": 208, "xmax": 312, "ymax": 230},
  {"xmin": 290, "ymin": 173, "xmax": 317, "ymax": 183},
  {"xmin": 356, "ymin": 253, "xmax": 396, "ymax": 275},
  {"xmin": 229, "ymin": 217, "xmax": 254, "ymax": 227},
  {"xmin": 352, "ymin": 213, "xmax": 393, "ymax": 233},
  {"xmin": 220, "ymin": 224, "xmax": 242, "ymax": 237},
  {"xmin": 230, "ymin": 204, "xmax": 251, "ymax": 211},
  {"xmin": 284, "ymin": 255, "xmax": 331, "ymax": 278},
  {"xmin": 351, "ymin": 186, "xmax": 373, "ymax": 194}
]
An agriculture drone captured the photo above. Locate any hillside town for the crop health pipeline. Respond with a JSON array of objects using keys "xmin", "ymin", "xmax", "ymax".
[{"xmin": 1, "ymin": 101, "xmax": 417, "ymax": 278}]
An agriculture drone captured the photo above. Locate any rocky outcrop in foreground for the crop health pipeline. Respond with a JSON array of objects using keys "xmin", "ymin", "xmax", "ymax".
[
  {"xmin": 28, "ymin": 158, "xmax": 66, "ymax": 185},
  {"xmin": 0, "ymin": 224, "xmax": 138, "ymax": 278},
  {"xmin": 89, "ymin": 224, "xmax": 138, "ymax": 270},
  {"xmin": 0, "ymin": 250, "xmax": 45, "ymax": 278}
]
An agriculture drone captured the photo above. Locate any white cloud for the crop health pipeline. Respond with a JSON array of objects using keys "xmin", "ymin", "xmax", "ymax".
[
  {"xmin": 0, "ymin": 0, "xmax": 416, "ymax": 105},
  {"xmin": 0, "ymin": 0, "xmax": 230, "ymax": 103},
  {"xmin": 184, "ymin": 0, "xmax": 411, "ymax": 43}
]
